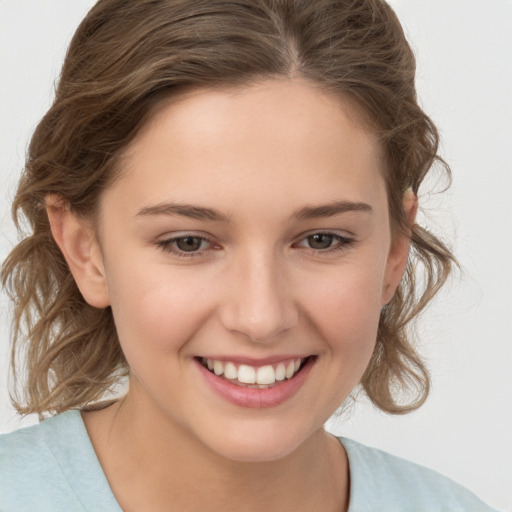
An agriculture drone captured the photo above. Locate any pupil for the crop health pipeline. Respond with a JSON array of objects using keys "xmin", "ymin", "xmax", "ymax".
[
  {"xmin": 177, "ymin": 237, "xmax": 201, "ymax": 252},
  {"xmin": 309, "ymin": 234, "xmax": 333, "ymax": 249}
]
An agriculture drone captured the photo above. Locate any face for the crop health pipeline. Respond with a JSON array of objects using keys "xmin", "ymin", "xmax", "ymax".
[{"xmin": 69, "ymin": 80, "xmax": 410, "ymax": 462}]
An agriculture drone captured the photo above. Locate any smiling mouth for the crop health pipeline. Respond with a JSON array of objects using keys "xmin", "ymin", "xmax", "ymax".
[{"xmin": 196, "ymin": 356, "xmax": 313, "ymax": 389}]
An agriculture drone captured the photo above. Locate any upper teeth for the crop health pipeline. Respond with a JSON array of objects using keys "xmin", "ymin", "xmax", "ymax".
[{"xmin": 204, "ymin": 358, "xmax": 303, "ymax": 385}]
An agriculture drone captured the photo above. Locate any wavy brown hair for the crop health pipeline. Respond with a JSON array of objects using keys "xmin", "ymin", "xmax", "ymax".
[{"xmin": 2, "ymin": 0, "xmax": 455, "ymax": 418}]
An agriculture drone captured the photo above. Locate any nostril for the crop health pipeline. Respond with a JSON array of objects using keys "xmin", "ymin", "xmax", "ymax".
[{"xmin": 217, "ymin": 275, "xmax": 298, "ymax": 342}]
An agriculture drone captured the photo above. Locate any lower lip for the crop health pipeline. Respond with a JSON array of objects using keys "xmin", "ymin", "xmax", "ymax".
[{"xmin": 195, "ymin": 357, "xmax": 315, "ymax": 409}]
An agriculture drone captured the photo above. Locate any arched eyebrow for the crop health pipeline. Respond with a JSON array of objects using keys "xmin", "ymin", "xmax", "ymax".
[
  {"xmin": 290, "ymin": 201, "xmax": 372, "ymax": 221},
  {"xmin": 136, "ymin": 203, "xmax": 232, "ymax": 222},
  {"xmin": 135, "ymin": 200, "xmax": 372, "ymax": 222}
]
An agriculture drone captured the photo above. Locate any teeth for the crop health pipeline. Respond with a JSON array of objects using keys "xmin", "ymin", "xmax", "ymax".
[
  {"xmin": 238, "ymin": 365, "xmax": 256, "ymax": 384},
  {"xmin": 256, "ymin": 365, "xmax": 276, "ymax": 385},
  {"xmin": 224, "ymin": 362, "xmax": 238, "ymax": 380},
  {"xmin": 213, "ymin": 360, "xmax": 224, "ymax": 376},
  {"xmin": 285, "ymin": 361, "xmax": 295, "ymax": 379},
  {"xmin": 275, "ymin": 362, "xmax": 286, "ymax": 381},
  {"xmin": 203, "ymin": 357, "xmax": 304, "ymax": 385}
]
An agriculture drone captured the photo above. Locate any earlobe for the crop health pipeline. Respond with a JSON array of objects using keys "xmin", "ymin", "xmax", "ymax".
[
  {"xmin": 381, "ymin": 188, "xmax": 418, "ymax": 305},
  {"xmin": 46, "ymin": 194, "xmax": 110, "ymax": 308}
]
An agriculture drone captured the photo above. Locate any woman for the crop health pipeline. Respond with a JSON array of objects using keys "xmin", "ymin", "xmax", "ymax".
[{"xmin": 0, "ymin": 1, "xmax": 498, "ymax": 510}]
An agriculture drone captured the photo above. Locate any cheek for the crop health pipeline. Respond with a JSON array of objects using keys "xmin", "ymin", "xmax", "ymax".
[
  {"xmin": 303, "ymin": 260, "xmax": 385, "ymax": 354},
  {"xmin": 106, "ymin": 259, "xmax": 212, "ymax": 355}
]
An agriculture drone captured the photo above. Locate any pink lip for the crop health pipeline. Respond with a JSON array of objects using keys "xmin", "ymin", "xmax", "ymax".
[
  {"xmin": 194, "ymin": 356, "xmax": 316, "ymax": 409},
  {"xmin": 198, "ymin": 354, "xmax": 307, "ymax": 367}
]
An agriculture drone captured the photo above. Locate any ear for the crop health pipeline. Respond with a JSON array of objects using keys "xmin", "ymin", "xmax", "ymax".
[
  {"xmin": 46, "ymin": 194, "xmax": 110, "ymax": 308},
  {"xmin": 381, "ymin": 188, "xmax": 418, "ymax": 305}
]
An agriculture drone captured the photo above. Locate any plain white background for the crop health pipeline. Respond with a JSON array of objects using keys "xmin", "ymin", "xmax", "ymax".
[{"xmin": 0, "ymin": 1, "xmax": 511, "ymax": 510}]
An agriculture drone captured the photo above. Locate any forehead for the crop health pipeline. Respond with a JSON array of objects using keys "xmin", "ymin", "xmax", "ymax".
[{"xmin": 112, "ymin": 79, "xmax": 386, "ymax": 219}]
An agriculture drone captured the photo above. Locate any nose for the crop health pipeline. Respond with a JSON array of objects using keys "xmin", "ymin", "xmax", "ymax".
[{"xmin": 218, "ymin": 249, "xmax": 298, "ymax": 343}]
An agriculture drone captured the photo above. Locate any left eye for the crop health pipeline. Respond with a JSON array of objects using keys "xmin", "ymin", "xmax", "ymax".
[{"xmin": 296, "ymin": 233, "xmax": 351, "ymax": 251}]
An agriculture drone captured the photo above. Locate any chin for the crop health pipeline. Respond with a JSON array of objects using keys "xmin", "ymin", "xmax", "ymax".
[
  {"xmin": 215, "ymin": 441, "xmax": 299, "ymax": 463},
  {"xmin": 201, "ymin": 423, "xmax": 315, "ymax": 463}
]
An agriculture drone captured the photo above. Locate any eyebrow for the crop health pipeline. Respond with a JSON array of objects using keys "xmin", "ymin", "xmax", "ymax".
[
  {"xmin": 136, "ymin": 203, "xmax": 232, "ymax": 222},
  {"xmin": 135, "ymin": 200, "xmax": 372, "ymax": 222},
  {"xmin": 290, "ymin": 201, "xmax": 373, "ymax": 221}
]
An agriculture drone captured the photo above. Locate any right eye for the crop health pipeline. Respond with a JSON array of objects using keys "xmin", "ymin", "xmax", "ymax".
[{"xmin": 156, "ymin": 235, "xmax": 214, "ymax": 257}]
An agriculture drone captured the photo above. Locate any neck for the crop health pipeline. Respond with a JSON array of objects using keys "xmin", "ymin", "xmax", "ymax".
[{"xmin": 83, "ymin": 393, "xmax": 349, "ymax": 512}]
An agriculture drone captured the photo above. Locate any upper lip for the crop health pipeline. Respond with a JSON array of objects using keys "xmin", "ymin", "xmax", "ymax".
[{"xmin": 195, "ymin": 355, "xmax": 313, "ymax": 367}]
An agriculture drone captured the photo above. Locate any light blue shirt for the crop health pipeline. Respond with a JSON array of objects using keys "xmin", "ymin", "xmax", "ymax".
[{"xmin": 0, "ymin": 410, "xmax": 498, "ymax": 511}]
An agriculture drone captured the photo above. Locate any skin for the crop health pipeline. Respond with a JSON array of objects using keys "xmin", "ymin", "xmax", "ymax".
[{"xmin": 47, "ymin": 79, "xmax": 416, "ymax": 512}]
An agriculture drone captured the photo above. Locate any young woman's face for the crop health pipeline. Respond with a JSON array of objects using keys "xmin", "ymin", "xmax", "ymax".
[{"xmin": 91, "ymin": 80, "xmax": 408, "ymax": 461}]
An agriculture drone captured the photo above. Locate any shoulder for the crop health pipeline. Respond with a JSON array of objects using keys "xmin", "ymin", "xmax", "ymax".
[
  {"xmin": 0, "ymin": 410, "xmax": 82, "ymax": 476},
  {"xmin": 0, "ymin": 410, "xmax": 120, "ymax": 512},
  {"xmin": 339, "ymin": 437, "xmax": 498, "ymax": 512},
  {"xmin": 1, "ymin": 409, "xmax": 77, "ymax": 452}
]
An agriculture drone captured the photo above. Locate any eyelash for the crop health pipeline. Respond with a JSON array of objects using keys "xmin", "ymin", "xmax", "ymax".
[
  {"xmin": 294, "ymin": 232, "xmax": 354, "ymax": 254},
  {"xmin": 156, "ymin": 235, "xmax": 216, "ymax": 258},
  {"xmin": 156, "ymin": 231, "xmax": 355, "ymax": 259}
]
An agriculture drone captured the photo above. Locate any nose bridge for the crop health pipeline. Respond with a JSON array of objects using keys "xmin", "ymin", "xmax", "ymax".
[{"xmin": 220, "ymin": 244, "xmax": 298, "ymax": 342}]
